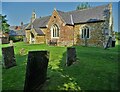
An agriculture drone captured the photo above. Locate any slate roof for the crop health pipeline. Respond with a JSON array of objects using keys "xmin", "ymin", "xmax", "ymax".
[
  {"xmin": 23, "ymin": 24, "xmax": 29, "ymax": 28},
  {"xmin": 57, "ymin": 4, "xmax": 108, "ymax": 25},
  {"xmin": 34, "ymin": 28, "xmax": 45, "ymax": 35},
  {"xmin": 26, "ymin": 16, "xmax": 51, "ymax": 30},
  {"xmin": 9, "ymin": 24, "xmax": 29, "ymax": 36},
  {"xmin": 57, "ymin": 10, "xmax": 73, "ymax": 25},
  {"xmin": 9, "ymin": 30, "xmax": 25, "ymax": 36}
]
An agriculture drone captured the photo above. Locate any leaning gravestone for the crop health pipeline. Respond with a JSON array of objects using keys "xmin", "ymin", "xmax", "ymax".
[
  {"xmin": 2, "ymin": 46, "xmax": 16, "ymax": 69},
  {"xmin": 104, "ymin": 36, "xmax": 112, "ymax": 49},
  {"xmin": 24, "ymin": 51, "xmax": 49, "ymax": 92},
  {"xmin": 66, "ymin": 47, "xmax": 76, "ymax": 66}
]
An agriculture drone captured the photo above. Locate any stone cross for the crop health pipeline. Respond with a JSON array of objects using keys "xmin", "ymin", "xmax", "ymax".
[
  {"xmin": 2, "ymin": 46, "xmax": 16, "ymax": 69},
  {"xmin": 24, "ymin": 51, "xmax": 49, "ymax": 91}
]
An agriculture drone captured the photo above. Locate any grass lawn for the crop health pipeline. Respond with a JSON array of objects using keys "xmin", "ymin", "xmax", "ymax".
[{"xmin": 1, "ymin": 41, "xmax": 119, "ymax": 91}]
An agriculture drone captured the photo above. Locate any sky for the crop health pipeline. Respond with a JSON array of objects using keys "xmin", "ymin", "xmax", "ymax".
[{"xmin": 1, "ymin": 2, "xmax": 119, "ymax": 32}]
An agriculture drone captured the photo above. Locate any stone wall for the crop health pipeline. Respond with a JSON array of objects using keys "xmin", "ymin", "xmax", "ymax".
[
  {"xmin": 25, "ymin": 29, "xmax": 45, "ymax": 44},
  {"xmin": 46, "ymin": 9, "xmax": 65, "ymax": 44},
  {"xmin": 35, "ymin": 36, "xmax": 45, "ymax": 44},
  {"xmin": 58, "ymin": 25, "xmax": 74, "ymax": 46},
  {"xmin": 26, "ymin": 30, "xmax": 30, "ymax": 43},
  {"xmin": 46, "ymin": 9, "xmax": 74, "ymax": 46},
  {"xmin": 41, "ymin": 28, "xmax": 48, "ymax": 44},
  {"xmin": 26, "ymin": 20, "xmax": 108, "ymax": 47},
  {"xmin": 74, "ymin": 22, "xmax": 105, "ymax": 47}
]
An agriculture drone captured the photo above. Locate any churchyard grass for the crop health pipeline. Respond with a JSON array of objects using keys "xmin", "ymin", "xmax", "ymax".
[{"xmin": 1, "ymin": 41, "xmax": 119, "ymax": 90}]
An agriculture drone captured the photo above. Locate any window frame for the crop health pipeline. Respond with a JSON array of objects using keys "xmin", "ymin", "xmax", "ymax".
[
  {"xmin": 80, "ymin": 26, "xmax": 90, "ymax": 39},
  {"xmin": 51, "ymin": 24, "xmax": 60, "ymax": 39}
]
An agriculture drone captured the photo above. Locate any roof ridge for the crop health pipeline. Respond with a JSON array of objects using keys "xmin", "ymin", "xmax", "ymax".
[
  {"xmin": 65, "ymin": 4, "xmax": 109, "ymax": 14},
  {"xmin": 40, "ymin": 15, "xmax": 51, "ymax": 18},
  {"xmin": 56, "ymin": 10, "xmax": 65, "ymax": 13},
  {"xmin": 35, "ymin": 15, "xmax": 51, "ymax": 20}
]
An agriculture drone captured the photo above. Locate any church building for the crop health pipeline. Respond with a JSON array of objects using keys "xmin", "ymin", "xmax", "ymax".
[{"xmin": 25, "ymin": 3, "xmax": 114, "ymax": 47}]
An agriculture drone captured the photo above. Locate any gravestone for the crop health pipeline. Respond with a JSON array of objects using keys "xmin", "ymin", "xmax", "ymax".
[
  {"xmin": 66, "ymin": 47, "xmax": 76, "ymax": 66},
  {"xmin": 9, "ymin": 40, "xmax": 13, "ymax": 46},
  {"xmin": 104, "ymin": 36, "xmax": 112, "ymax": 49},
  {"xmin": 2, "ymin": 46, "xmax": 16, "ymax": 69},
  {"xmin": 19, "ymin": 48, "xmax": 26, "ymax": 55},
  {"xmin": 24, "ymin": 51, "xmax": 49, "ymax": 92},
  {"xmin": 112, "ymin": 36, "xmax": 116, "ymax": 47}
]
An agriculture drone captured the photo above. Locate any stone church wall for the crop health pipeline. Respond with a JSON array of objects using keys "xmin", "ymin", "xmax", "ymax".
[{"xmin": 74, "ymin": 22, "xmax": 105, "ymax": 47}]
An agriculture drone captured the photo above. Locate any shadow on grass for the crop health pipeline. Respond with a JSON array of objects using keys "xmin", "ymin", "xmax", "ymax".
[
  {"xmin": 2, "ymin": 54, "xmax": 27, "ymax": 91},
  {"xmin": 41, "ymin": 47, "xmax": 81, "ymax": 91},
  {"xmin": 42, "ymin": 45, "xmax": 119, "ymax": 90}
]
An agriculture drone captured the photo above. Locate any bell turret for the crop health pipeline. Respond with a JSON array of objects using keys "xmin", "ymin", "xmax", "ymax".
[{"xmin": 31, "ymin": 9, "xmax": 36, "ymax": 23}]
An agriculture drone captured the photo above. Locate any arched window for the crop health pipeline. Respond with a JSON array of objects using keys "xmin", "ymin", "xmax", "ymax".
[
  {"xmin": 51, "ymin": 24, "xmax": 59, "ymax": 38},
  {"xmin": 81, "ymin": 26, "xmax": 90, "ymax": 39}
]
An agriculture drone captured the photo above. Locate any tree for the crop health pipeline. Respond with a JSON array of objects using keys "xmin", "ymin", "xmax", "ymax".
[
  {"xmin": 115, "ymin": 32, "xmax": 120, "ymax": 40},
  {"xmin": 0, "ymin": 14, "xmax": 10, "ymax": 33},
  {"xmin": 76, "ymin": 2, "xmax": 91, "ymax": 10}
]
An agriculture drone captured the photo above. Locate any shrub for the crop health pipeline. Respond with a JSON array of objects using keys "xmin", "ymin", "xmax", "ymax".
[{"xmin": 9, "ymin": 36, "xmax": 23, "ymax": 42}]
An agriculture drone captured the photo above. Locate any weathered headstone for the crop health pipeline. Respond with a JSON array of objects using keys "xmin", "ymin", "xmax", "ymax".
[
  {"xmin": 66, "ymin": 47, "xmax": 76, "ymax": 66},
  {"xmin": 9, "ymin": 40, "xmax": 13, "ymax": 46},
  {"xmin": 112, "ymin": 36, "xmax": 116, "ymax": 47},
  {"xmin": 24, "ymin": 51, "xmax": 49, "ymax": 92},
  {"xmin": 112, "ymin": 40, "xmax": 116, "ymax": 47},
  {"xmin": 104, "ymin": 36, "xmax": 112, "ymax": 49},
  {"xmin": 2, "ymin": 46, "xmax": 16, "ymax": 69}
]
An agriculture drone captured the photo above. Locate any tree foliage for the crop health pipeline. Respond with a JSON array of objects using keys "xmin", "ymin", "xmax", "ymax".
[
  {"xmin": 76, "ymin": 2, "xmax": 91, "ymax": 10},
  {"xmin": 0, "ymin": 14, "xmax": 10, "ymax": 33},
  {"xmin": 115, "ymin": 32, "xmax": 120, "ymax": 40}
]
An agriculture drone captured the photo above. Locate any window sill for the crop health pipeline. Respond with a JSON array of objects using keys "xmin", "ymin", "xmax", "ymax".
[
  {"xmin": 81, "ymin": 38, "xmax": 90, "ymax": 39},
  {"xmin": 51, "ymin": 37, "xmax": 59, "ymax": 39}
]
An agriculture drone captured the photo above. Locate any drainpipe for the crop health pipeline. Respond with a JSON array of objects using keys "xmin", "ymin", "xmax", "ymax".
[{"xmin": 70, "ymin": 15, "xmax": 74, "ymax": 45}]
